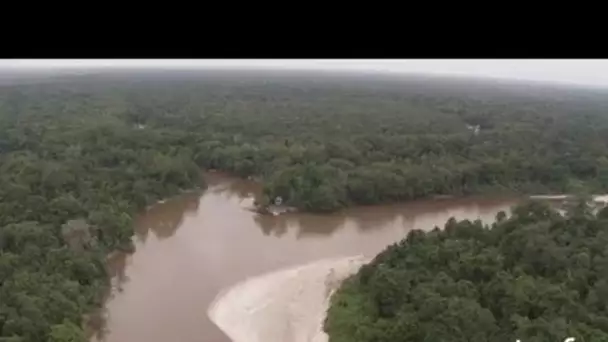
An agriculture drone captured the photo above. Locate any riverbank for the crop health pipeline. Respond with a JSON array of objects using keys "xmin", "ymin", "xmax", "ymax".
[
  {"xmin": 208, "ymin": 256, "xmax": 370, "ymax": 342},
  {"xmin": 530, "ymin": 194, "xmax": 608, "ymax": 203}
]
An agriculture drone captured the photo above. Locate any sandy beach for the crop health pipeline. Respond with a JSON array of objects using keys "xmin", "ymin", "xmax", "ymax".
[{"xmin": 207, "ymin": 255, "xmax": 369, "ymax": 342}]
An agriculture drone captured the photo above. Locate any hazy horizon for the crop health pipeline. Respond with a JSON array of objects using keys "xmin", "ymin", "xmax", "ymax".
[{"xmin": 1, "ymin": 59, "xmax": 608, "ymax": 88}]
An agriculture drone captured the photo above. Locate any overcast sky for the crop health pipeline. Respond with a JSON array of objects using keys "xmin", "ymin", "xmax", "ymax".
[{"xmin": 1, "ymin": 59, "xmax": 607, "ymax": 87}]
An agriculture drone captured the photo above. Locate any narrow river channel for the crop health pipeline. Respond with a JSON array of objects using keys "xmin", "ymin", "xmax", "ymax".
[{"xmin": 90, "ymin": 173, "xmax": 518, "ymax": 342}]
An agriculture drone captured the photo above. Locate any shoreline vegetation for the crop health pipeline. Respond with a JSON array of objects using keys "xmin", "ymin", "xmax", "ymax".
[
  {"xmin": 324, "ymin": 200, "xmax": 608, "ymax": 342},
  {"xmin": 1, "ymin": 70, "xmax": 608, "ymax": 341}
]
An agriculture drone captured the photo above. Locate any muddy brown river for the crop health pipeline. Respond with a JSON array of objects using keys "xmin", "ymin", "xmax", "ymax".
[{"xmin": 90, "ymin": 174, "xmax": 518, "ymax": 342}]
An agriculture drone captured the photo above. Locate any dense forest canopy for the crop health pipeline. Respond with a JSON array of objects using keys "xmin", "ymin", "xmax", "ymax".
[
  {"xmin": 1, "ymin": 70, "xmax": 608, "ymax": 341},
  {"xmin": 325, "ymin": 201, "xmax": 608, "ymax": 342},
  {"xmin": 35, "ymin": 70, "xmax": 608, "ymax": 212}
]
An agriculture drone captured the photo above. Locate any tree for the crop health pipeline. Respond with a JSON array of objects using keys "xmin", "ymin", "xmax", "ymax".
[{"xmin": 47, "ymin": 321, "xmax": 86, "ymax": 342}]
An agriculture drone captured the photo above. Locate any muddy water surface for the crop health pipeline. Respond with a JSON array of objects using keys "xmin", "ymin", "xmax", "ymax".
[{"xmin": 91, "ymin": 174, "xmax": 518, "ymax": 342}]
